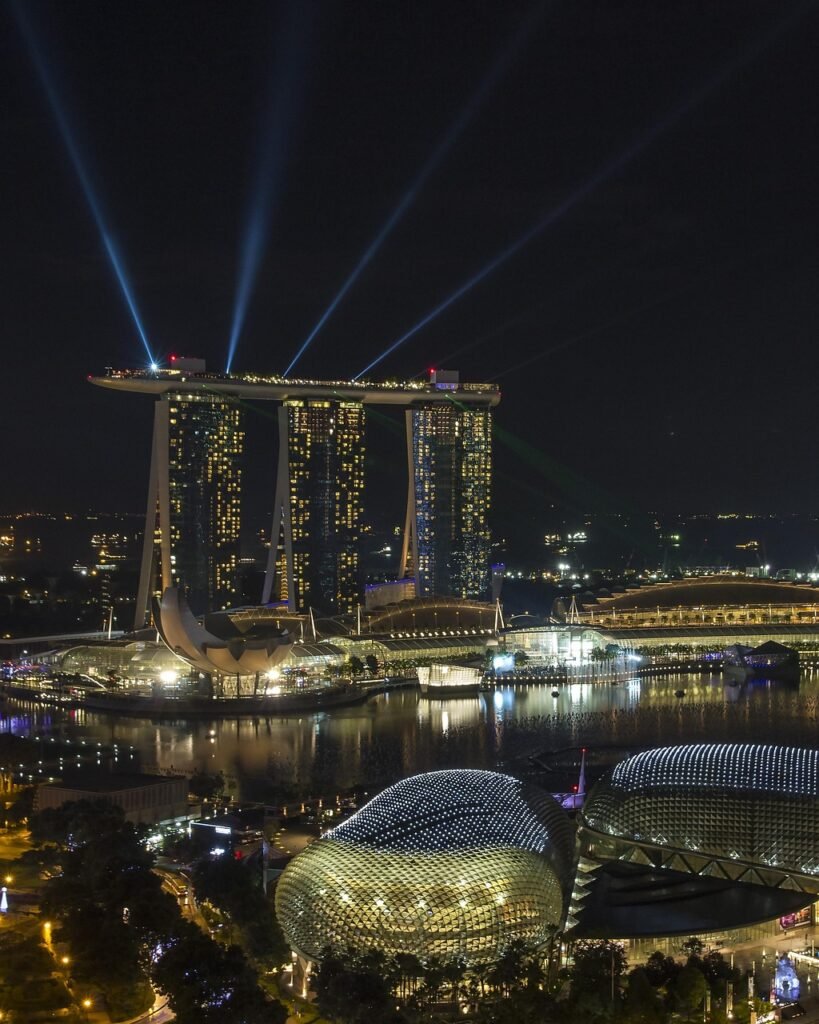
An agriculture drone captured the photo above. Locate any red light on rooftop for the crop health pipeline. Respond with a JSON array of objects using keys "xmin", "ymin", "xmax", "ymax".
[{"xmin": 170, "ymin": 354, "xmax": 177, "ymax": 361}]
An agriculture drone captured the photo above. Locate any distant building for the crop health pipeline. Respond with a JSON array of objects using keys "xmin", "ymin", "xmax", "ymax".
[
  {"xmin": 276, "ymin": 770, "xmax": 573, "ymax": 981},
  {"xmin": 133, "ymin": 378, "xmax": 244, "ymax": 623},
  {"xmin": 573, "ymin": 744, "xmax": 819, "ymax": 937},
  {"xmin": 266, "ymin": 400, "xmax": 365, "ymax": 613},
  {"xmin": 363, "ymin": 578, "xmax": 416, "ymax": 611},
  {"xmin": 91, "ymin": 366, "xmax": 499, "ymax": 621},
  {"xmin": 37, "ymin": 772, "xmax": 189, "ymax": 826},
  {"xmin": 191, "ymin": 806, "xmax": 265, "ymax": 853},
  {"xmin": 401, "ymin": 372, "xmax": 493, "ymax": 600}
]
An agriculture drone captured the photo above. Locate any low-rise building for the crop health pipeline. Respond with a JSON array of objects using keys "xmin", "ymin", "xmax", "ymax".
[{"xmin": 37, "ymin": 771, "xmax": 189, "ymax": 826}]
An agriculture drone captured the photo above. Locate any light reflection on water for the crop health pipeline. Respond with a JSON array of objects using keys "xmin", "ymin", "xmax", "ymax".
[{"xmin": 3, "ymin": 670, "xmax": 819, "ymax": 799}]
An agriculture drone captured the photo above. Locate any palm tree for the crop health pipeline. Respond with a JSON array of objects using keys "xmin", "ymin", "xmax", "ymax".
[
  {"xmin": 443, "ymin": 955, "xmax": 466, "ymax": 1003},
  {"xmin": 393, "ymin": 952, "xmax": 422, "ymax": 1001},
  {"xmin": 421, "ymin": 955, "xmax": 445, "ymax": 1004}
]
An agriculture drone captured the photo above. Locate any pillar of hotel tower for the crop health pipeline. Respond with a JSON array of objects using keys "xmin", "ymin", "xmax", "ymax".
[
  {"xmin": 134, "ymin": 394, "xmax": 244, "ymax": 628},
  {"xmin": 262, "ymin": 399, "xmax": 365, "ymax": 614},
  {"xmin": 400, "ymin": 401, "xmax": 493, "ymax": 599}
]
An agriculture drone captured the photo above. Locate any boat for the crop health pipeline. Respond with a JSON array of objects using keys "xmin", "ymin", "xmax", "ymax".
[{"xmin": 723, "ymin": 641, "xmax": 800, "ymax": 682}]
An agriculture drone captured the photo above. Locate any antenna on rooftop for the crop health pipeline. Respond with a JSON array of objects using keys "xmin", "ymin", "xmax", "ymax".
[{"xmin": 577, "ymin": 747, "xmax": 587, "ymax": 801}]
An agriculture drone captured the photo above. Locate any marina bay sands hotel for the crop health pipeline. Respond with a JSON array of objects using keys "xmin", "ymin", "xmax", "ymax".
[{"xmin": 91, "ymin": 361, "xmax": 500, "ymax": 627}]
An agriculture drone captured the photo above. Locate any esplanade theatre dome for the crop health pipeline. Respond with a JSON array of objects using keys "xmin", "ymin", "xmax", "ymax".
[
  {"xmin": 581, "ymin": 744, "xmax": 819, "ymax": 880},
  {"xmin": 275, "ymin": 770, "xmax": 574, "ymax": 965}
]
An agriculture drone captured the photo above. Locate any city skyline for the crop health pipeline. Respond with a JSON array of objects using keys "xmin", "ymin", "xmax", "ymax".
[
  {"xmin": 4, "ymin": 6, "xmax": 819, "ymax": 1022},
  {"xmin": 4, "ymin": 2, "xmax": 819, "ymax": 519},
  {"xmin": 100, "ymin": 363, "xmax": 499, "ymax": 617}
]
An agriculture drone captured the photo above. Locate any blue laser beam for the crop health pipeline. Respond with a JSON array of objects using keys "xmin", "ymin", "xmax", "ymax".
[
  {"xmin": 12, "ymin": 2, "xmax": 155, "ymax": 365},
  {"xmin": 225, "ymin": 5, "xmax": 314, "ymax": 374},
  {"xmin": 354, "ymin": 3, "xmax": 810, "ymax": 381},
  {"xmin": 283, "ymin": 2, "xmax": 548, "ymax": 377}
]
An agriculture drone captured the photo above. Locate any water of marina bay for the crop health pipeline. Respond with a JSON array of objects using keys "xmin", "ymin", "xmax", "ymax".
[{"xmin": 3, "ymin": 670, "xmax": 819, "ymax": 801}]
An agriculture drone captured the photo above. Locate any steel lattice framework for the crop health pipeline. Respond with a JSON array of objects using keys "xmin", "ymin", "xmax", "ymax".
[
  {"xmin": 275, "ymin": 770, "xmax": 573, "ymax": 965},
  {"xmin": 578, "ymin": 744, "xmax": 819, "ymax": 892}
]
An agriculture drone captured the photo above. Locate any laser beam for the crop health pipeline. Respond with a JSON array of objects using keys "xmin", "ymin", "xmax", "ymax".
[
  {"xmin": 12, "ymin": 2, "xmax": 155, "ymax": 365},
  {"xmin": 225, "ymin": 5, "xmax": 314, "ymax": 373},
  {"xmin": 283, "ymin": 2, "xmax": 548, "ymax": 377},
  {"xmin": 354, "ymin": 3, "xmax": 810, "ymax": 381}
]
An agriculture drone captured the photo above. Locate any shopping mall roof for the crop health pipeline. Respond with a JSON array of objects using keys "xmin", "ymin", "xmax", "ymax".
[
  {"xmin": 376, "ymin": 635, "xmax": 488, "ymax": 653},
  {"xmin": 593, "ymin": 576, "xmax": 819, "ymax": 611},
  {"xmin": 289, "ymin": 642, "xmax": 345, "ymax": 659}
]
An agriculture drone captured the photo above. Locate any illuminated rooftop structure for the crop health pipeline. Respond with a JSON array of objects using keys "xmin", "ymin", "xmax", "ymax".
[
  {"xmin": 598, "ymin": 743, "xmax": 819, "ymax": 798},
  {"xmin": 581, "ymin": 742, "xmax": 819, "ymax": 879},
  {"xmin": 92, "ymin": 365, "xmax": 499, "ymax": 623},
  {"xmin": 576, "ymin": 575, "xmax": 819, "ymax": 632},
  {"xmin": 571, "ymin": 743, "xmax": 819, "ymax": 939},
  {"xmin": 90, "ymin": 365, "xmax": 501, "ymax": 407},
  {"xmin": 275, "ymin": 769, "xmax": 573, "ymax": 966}
]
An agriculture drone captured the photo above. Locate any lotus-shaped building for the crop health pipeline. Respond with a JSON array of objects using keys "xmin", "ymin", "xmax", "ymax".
[{"xmin": 153, "ymin": 586, "xmax": 294, "ymax": 678}]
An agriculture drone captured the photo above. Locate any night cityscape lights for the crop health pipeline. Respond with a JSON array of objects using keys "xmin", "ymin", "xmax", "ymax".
[
  {"xmin": 5, "ymin": 3, "xmax": 819, "ymax": 1022},
  {"xmin": 268, "ymin": 399, "xmax": 366, "ymax": 613},
  {"xmin": 407, "ymin": 399, "xmax": 493, "ymax": 599},
  {"xmin": 93, "ymin": 366, "xmax": 499, "ymax": 619}
]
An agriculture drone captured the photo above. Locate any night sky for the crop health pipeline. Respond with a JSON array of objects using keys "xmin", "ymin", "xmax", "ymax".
[{"xmin": 3, "ymin": 1, "xmax": 819, "ymax": 532}]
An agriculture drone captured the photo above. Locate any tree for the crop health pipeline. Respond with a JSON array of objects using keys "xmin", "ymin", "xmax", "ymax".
[
  {"xmin": 624, "ymin": 968, "xmax": 662, "ymax": 1024},
  {"xmin": 700, "ymin": 949, "xmax": 736, "ymax": 986},
  {"xmin": 569, "ymin": 940, "xmax": 628, "ymax": 1001},
  {"xmin": 313, "ymin": 948, "xmax": 395, "ymax": 1024},
  {"xmin": 443, "ymin": 956, "xmax": 466, "ymax": 1003},
  {"xmin": 30, "ymin": 798, "xmax": 130, "ymax": 848},
  {"xmin": 678, "ymin": 937, "xmax": 706, "ymax": 960},
  {"xmin": 37, "ymin": 801, "xmax": 176, "ymax": 1019},
  {"xmin": 489, "ymin": 940, "xmax": 529, "ymax": 995},
  {"xmin": 674, "ymin": 963, "xmax": 708, "ymax": 1019},
  {"xmin": 644, "ymin": 950, "xmax": 680, "ymax": 989},
  {"xmin": 418, "ymin": 954, "xmax": 445, "ymax": 1005},
  {"xmin": 392, "ymin": 952, "xmax": 422, "ymax": 1002},
  {"xmin": 154, "ymin": 921, "xmax": 285, "ymax": 1024},
  {"xmin": 364, "ymin": 654, "xmax": 379, "ymax": 675},
  {"xmin": 191, "ymin": 856, "xmax": 287, "ymax": 965},
  {"xmin": 6, "ymin": 786, "xmax": 35, "ymax": 825},
  {"xmin": 189, "ymin": 771, "xmax": 226, "ymax": 803},
  {"xmin": 348, "ymin": 656, "xmax": 364, "ymax": 677}
]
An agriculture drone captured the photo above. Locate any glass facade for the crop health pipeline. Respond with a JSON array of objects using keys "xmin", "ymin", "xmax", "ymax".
[
  {"xmin": 285, "ymin": 400, "xmax": 365, "ymax": 613},
  {"xmin": 276, "ymin": 770, "xmax": 573, "ymax": 965},
  {"xmin": 412, "ymin": 404, "xmax": 492, "ymax": 600},
  {"xmin": 581, "ymin": 744, "xmax": 819, "ymax": 879},
  {"xmin": 166, "ymin": 394, "xmax": 243, "ymax": 613}
]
